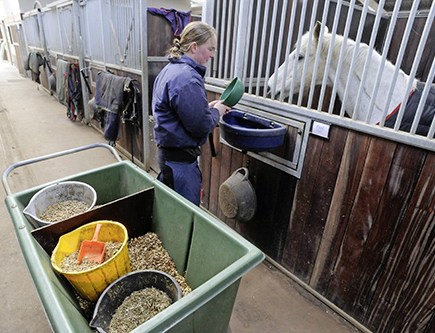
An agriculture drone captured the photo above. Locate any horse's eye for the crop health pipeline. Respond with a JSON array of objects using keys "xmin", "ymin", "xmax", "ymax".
[{"xmin": 298, "ymin": 54, "xmax": 304, "ymax": 61}]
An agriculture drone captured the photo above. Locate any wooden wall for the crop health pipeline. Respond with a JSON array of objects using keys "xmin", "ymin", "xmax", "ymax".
[{"xmin": 201, "ymin": 93, "xmax": 434, "ymax": 333}]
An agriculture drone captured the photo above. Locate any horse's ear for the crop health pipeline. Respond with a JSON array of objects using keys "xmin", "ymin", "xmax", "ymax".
[
  {"xmin": 314, "ymin": 22, "xmax": 329, "ymax": 39},
  {"xmin": 314, "ymin": 21, "xmax": 322, "ymax": 40}
]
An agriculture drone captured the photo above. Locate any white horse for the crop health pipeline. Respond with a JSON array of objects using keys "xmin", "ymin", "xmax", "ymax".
[{"xmin": 267, "ymin": 22, "xmax": 428, "ymax": 129}]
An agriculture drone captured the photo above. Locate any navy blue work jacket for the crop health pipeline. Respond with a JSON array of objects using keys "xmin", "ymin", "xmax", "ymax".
[{"xmin": 152, "ymin": 55, "xmax": 220, "ymax": 148}]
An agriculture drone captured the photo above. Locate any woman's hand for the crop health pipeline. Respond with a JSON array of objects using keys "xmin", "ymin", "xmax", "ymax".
[
  {"xmin": 210, "ymin": 100, "xmax": 231, "ymax": 116},
  {"xmin": 209, "ymin": 100, "xmax": 219, "ymax": 108}
]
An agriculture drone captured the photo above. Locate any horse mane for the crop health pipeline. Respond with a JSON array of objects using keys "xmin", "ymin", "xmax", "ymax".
[
  {"xmin": 317, "ymin": 32, "xmax": 377, "ymax": 81},
  {"xmin": 309, "ymin": 28, "xmax": 415, "ymax": 122}
]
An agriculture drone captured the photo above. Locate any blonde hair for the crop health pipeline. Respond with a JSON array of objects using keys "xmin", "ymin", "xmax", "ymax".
[{"xmin": 168, "ymin": 21, "xmax": 217, "ymax": 59}]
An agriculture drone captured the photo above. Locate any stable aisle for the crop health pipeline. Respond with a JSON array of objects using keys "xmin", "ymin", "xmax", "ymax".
[{"xmin": 0, "ymin": 62, "xmax": 360, "ymax": 333}]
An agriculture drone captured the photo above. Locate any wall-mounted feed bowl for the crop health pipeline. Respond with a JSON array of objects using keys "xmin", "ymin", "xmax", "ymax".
[{"xmin": 219, "ymin": 110, "xmax": 287, "ymax": 152}]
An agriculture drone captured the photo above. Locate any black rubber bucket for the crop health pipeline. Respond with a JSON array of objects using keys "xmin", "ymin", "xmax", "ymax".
[{"xmin": 90, "ymin": 270, "xmax": 182, "ymax": 332}]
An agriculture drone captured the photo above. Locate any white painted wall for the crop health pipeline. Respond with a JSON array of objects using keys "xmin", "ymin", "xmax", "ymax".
[{"xmin": 0, "ymin": 0, "xmax": 21, "ymax": 20}]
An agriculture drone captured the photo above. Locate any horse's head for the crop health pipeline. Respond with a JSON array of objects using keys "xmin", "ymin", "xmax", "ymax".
[{"xmin": 268, "ymin": 22, "xmax": 328, "ymax": 99}]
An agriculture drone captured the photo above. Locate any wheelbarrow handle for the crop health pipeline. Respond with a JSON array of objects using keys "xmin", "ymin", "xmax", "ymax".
[{"xmin": 2, "ymin": 143, "xmax": 122, "ymax": 196}]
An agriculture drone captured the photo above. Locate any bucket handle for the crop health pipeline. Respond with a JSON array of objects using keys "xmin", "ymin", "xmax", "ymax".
[
  {"xmin": 232, "ymin": 167, "xmax": 249, "ymax": 181},
  {"xmin": 2, "ymin": 143, "xmax": 122, "ymax": 196}
]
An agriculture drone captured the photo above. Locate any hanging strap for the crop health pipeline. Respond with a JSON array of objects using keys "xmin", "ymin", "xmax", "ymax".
[
  {"xmin": 44, "ymin": 56, "xmax": 53, "ymax": 74},
  {"xmin": 109, "ymin": 17, "xmax": 135, "ymax": 64},
  {"xmin": 80, "ymin": 68, "xmax": 92, "ymax": 94}
]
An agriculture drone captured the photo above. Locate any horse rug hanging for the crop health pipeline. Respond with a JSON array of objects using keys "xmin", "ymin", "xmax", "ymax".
[
  {"xmin": 94, "ymin": 71, "xmax": 141, "ymax": 145},
  {"xmin": 66, "ymin": 63, "xmax": 83, "ymax": 121},
  {"xmin": 384, "ymin": 82, "xmax": 435, "ymax": 137}
]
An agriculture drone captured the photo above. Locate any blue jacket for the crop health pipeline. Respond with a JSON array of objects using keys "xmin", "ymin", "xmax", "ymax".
[{"xmin": 152, "ymin": 55, "xmax": 220, "ymax": 148}]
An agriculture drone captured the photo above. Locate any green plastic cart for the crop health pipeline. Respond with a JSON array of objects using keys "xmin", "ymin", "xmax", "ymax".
[{"xmin": 2, "ymin": 143, "xmax": 264, "ymax": 333}]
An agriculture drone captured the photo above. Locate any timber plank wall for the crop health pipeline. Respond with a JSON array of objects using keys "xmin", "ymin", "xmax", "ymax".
[{"xmin": 201, "ymin": 93, "xmax": 434, "ymax": 333}]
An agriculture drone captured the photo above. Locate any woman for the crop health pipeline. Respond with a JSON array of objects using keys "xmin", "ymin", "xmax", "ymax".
[{"xmin": 152, "ymin": 21, "xmax": 230, "ymax": 205}]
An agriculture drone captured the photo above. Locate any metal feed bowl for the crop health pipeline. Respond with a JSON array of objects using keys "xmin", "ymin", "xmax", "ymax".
[{"xmin": 23, "ymin": 181, "xmax": 97, "ymax": 227}]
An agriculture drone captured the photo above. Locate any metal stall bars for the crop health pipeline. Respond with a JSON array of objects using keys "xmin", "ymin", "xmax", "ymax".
[
  {"xmin": 21, "ymin": 11, "xmax": 42, "ymax": 50},
  {"xmin": 20, "ymin": 0, "xmax": 151, "ymax": 170},
  {"xmin": 203, "ymin": 0, "xmax": 312, "ymax": 179},
  {"xmin": 336, "ymin": 0, "xmax": 380, "ymax": 119},
  {"xmin": 79, "ymin": 0, "xmax": 150, "ymax": 169},
  {"xmin": 388, "ymin": 1, "xmax": 435, "ymax": 135},
  {"xmin": 204, "ymin": 0, "xmax": 434, "ymax": 152},
  {"xmin": 331, "ymin": 0, "xmax": 435, "ymax": 142}
]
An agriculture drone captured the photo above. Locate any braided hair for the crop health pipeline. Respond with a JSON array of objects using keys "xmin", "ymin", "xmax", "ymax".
[{"xmin": 168, "ymin": 21, "xmax": 217, "ymax": 59}]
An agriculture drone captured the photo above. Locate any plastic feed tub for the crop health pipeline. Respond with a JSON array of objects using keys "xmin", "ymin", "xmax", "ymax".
[
  {"xmin": 51, "ymin": 220, "xmax": 130, "ymax": 302},
  {"xmin": 220, "ymin": 77, "xmax": 244, "ymax": 107},
  {"xmin": 219, "ymin": 110, "xmax": 287, "ymax": 151},
  {"xmin": 90, "ymin": 270, "xmax": 183, "ymax": 332}
]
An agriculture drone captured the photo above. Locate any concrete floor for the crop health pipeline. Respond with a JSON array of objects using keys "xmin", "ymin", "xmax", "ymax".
[{"xmin": 0, "ymin": 62, "xmax": 363, "ymax": 333}]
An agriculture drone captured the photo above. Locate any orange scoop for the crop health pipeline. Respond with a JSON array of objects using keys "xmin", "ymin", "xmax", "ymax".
[{"xmin": 77, "ymin": 223, "xmax": 106, "ymax": 264}]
